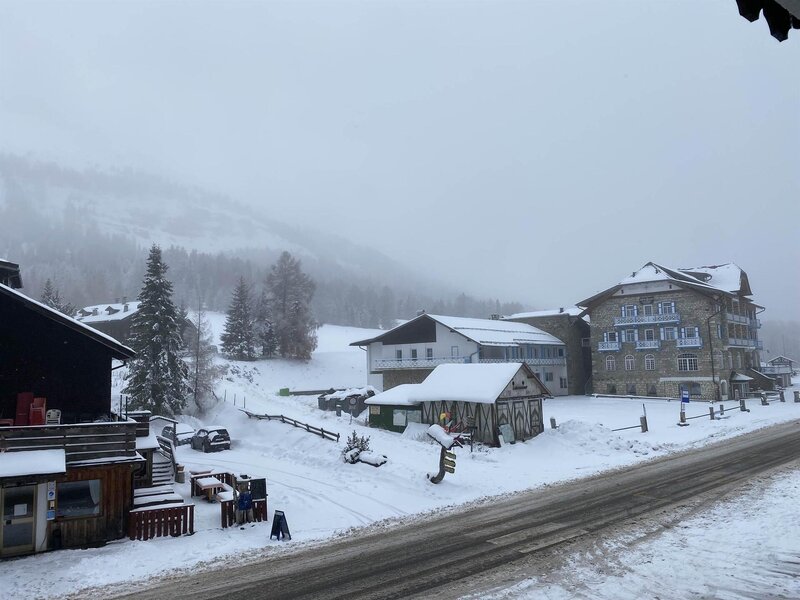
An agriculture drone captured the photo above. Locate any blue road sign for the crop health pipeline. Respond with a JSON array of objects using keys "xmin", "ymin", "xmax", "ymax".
[{"xmin": 681, "ymin": 390, "xmax": 690, "ymax": 403}]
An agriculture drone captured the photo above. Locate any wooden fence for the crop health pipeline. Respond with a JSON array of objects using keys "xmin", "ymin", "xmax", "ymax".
[
  {"xmin": 239, "ymin": 409, "xmax": 340, "ymax": 442},
  {"xmin": 220, "ymin": 498, "xmax": 268, "ymax": 528},
  {"xmin": 0, "ymin": 421, "xmax": 138, "ymax": 464},
  {"xmin": 128, "ymin": 503, "xmax": 195, "ymax": 540}
]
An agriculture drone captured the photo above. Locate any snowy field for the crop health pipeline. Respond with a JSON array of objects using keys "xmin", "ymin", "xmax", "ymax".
[{"xmin": 2, "ymin": 319, "xmax": 799, "ymax": 599}]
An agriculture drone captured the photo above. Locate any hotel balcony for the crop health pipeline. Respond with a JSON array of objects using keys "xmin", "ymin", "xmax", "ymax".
[
  {"xmin": 613, "ymin": 313, "xmax": 680, "ymax": 326},
  {"xmin": 676, "ymin": 337, "xmax": 703, "ymax": 348},
  {"xmin": 373, "ymin": 356, "xmax": 567, "ymax": 370},
  {"xmin": 726, "ymin": 313, "xmax": 750, "ymax": 325},
  {"xmin": 598, "ymin": 341, "xmax": 621, "ymax": 351},
  {"xmin": 727, "ymin": 338, "xmax": 763, "ymax": 349},
  {"xmin": 635, "ymin": 340, "xmax": 661, "ymax": 350}
]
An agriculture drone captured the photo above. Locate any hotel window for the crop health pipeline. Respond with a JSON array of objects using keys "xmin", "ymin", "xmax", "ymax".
[
  {"xmin": 659, "ymin": 301, "xmax": 676, "ymax": 314},
  {"xmin": 622, "ymin": 304, "xmax": 637, "ymax": 317},
  {"xmin": 644, "ymin": 329, "xmax": 655, "ymax": 341},
  {"xmin": 642, "ymin": 304, "xmax": 654, "ymax": 316},
  {"xmin": 426, "ymin": 348, "xmax": 433, "ymax": 359},
  {"xmin": 395, "ymin": 349, "xmax": 403, "ymax": 360},
  {"xmin": 605, "ymin": 331, "xmax": 618, "ymax": 343},
  {"xmin": 625, "ymin": 355, "xmax": 635, "ymax": 370},
  {"xmin": 606, "ymin": 355, "xmax": 616, "ymax": 371},
  {"xmin": 677, "ymin": 353, "xmax": 698, "ymax": 371},
  {"xmin": 623, "ymin": 329, "xmax": 636, "ymax": 343},
  {"xmin": 560, "ymin": 377, "xmax": 568, "ymax": 389},
  {"xmin": 663, "ymin": 327, "xmax": 677, "ymax": 340},
  {"xmin": 411, "ymin": 348, "xmax": 417, "ymax": 360},
  {"xmin": 545, "ymin": 372, "xmax": 554, "ymax": 382},
  {"xmin": 644, "ymin": 354, "xmax": 655, "ymax": 370}
]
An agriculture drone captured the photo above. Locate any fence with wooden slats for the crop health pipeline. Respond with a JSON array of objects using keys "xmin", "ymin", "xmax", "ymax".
[
  {"xmin": 128, "ymin": 503, "xmax": 195, "ymax": 540},
  {"xmin": 220, "ymin": 498, "xmax": 268, "ymax": 528},
  {"xmin": 0, "ymin": 421, "xmax": 138, "ymax": 464},
  {"xmin": 239, "ymin": 409, "xmax": 340, "ymax": 442}
]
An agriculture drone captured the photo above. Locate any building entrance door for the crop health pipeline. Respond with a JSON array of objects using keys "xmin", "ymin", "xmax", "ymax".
[{"xmin": 1, "ymin": 485, "xmax": 36, "ymax": 556}]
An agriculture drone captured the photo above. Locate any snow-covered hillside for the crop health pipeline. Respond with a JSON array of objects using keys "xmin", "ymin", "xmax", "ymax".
[{"xmin": 3, "ymin": 322, "xmax": 800, "ymax": 599}]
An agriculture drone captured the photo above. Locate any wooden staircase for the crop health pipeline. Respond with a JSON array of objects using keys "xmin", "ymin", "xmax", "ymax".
[{"xmin": 152, "ymin": 450, "xmax": 174, "ymax": 486}]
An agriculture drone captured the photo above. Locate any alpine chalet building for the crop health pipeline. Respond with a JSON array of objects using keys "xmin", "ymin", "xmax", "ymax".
[{"xmin": 578, "ymin": 263, "xmax": 764, "ymax": 401}]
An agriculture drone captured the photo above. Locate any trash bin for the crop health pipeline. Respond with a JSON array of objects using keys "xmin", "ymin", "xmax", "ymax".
[
  {"xmin": 175, "ymin": 464, "xmax": 185, "ymax": 484},
  {"xmin": 279, "ymin": 388, "xmax": 291, "ymax": 397},
  {"xmin": 318, "ymin": 397, "xmax": 329, "ymax": 411},
  {"xmin": 335, "ymin": 402, "xmax": 342, "ymax": 417}
]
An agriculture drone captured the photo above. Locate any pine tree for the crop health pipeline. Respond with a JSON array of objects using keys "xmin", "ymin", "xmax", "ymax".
[
  {"xmin": 122, "ymin": 245, "xmax": 189, "ymax": 417},
  {"xmin": 186, "ymin": 298, "xmax": 222, "ymax": 413},
  {"xmin": 254, "ymin": 289, "xmax": 278, "ymax": 358},
  {"xmin": 40, "ymin": 278, "xmax": 76, "ymax": 316},
  {"xmin": 220, "ymin": 277, "xmax": 256, "ymax": 360},
  {"xmin": 264, "ymin": 251, "xmax": 317, "ymax": 359}
]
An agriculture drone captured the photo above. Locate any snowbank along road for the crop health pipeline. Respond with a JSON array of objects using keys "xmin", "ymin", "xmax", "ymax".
[{"xmin": 107, "ymin": 420, "xmax": 800, "ymax": 600}]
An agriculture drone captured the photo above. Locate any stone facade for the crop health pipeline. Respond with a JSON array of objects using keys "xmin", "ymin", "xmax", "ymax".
[
  {"xmin": 505, "ymin": 313, "xmax": 591, "ymax": 396},
  {"xmin": 587, "ymin": 285, "xmax": 761, "ymax": 401},
  {"xmin": 381, "ymin": 367, "xmax": 434, "ymax": 390}
]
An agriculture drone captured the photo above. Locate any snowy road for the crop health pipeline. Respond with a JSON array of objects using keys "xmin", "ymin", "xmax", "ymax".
[{"xmin": 109, "ymin": 420, "xmax": 800, "ymax": 600}]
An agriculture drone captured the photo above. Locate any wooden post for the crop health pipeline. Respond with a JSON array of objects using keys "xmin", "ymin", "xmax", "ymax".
[
  {"xmin": 549, "ymin": 417, "xmax": 557, "ymax": 429},
  {"xmin": 779, "ymin": 390, "xmax": 785, "ymax": 402},
  {"xmin": 794, "ymin": 390, "xmax": 800, "ymax": 403},
  {"xmin": 639, "ymin": 415, "xmax": 648, "ymax": 433},
  {"xmin": 740, "ymin": 398, "xmax": 749, "ymax": 412},
  {"xmin": 719, "ymin": 403, "xmax": 724, "ymax": 417},
  {"xmin": 760, "ymin": 393, "xmax": 768, "ymax": 406},
  {"xmin": 709, "ymin": 406, "xmax": 715, "ymax": 420}
]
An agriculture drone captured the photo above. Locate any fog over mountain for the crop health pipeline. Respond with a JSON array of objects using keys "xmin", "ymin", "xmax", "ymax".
[{"xmin": 0, "ymin": 155, "xmax": 526, "ymax": 326}]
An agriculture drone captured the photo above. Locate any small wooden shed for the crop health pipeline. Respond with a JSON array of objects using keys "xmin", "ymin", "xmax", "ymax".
[{"xmin": 366, "ymin": 363, "xmax": 550, "ymax": 445}]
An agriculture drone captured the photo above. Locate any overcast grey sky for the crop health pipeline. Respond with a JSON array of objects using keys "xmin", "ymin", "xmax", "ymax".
[{"xmin": 1, "ymin": 1, "xmax": 798, "ymax": 319}]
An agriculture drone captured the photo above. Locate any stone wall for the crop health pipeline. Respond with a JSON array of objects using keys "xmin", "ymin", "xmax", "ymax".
[
  {"xmin": 588, "ymin": 288, "xmax": 726, "ymax": 400},
  {"xmin": 382, "ymin": 368, "xmax": 434, "ymax": 391}
]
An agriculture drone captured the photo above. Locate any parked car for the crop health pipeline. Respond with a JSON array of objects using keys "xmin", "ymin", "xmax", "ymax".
[
  {"xmin": 190, "ymin": 426, "xmax": 231, "ymax": 452},
  {"xmin": 161, "ymin": 423, "xmax": 195, "ymax": 446}
]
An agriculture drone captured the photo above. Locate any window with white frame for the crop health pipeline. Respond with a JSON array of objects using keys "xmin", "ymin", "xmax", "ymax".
[
  {"xmin": 426, "ymin": 348, "xmax": 433, "ymax": 359},
  {"xmin": 642, "ymin": 304, "xmax": 654, "ymax": 316},
  {"xmin": 680, "ymin": 326, "xmax": 699, "ymax": 339},
  {"xmin": 606, "ymin": 331, "xmax": 618, "ymax": 343},
  {"xmin": 663, "ymin": 327, "xmax": 677, "ymax": 340},
  {"xmin": 606, "ymin": 355, "xmax": 616, "ymax": 371},
  {"xmin": 560, "ymin": 377, "xmax": 568, "ymax": 389},
  {"xmin": 395, "ymin": 349, "xmax": 403, "ymax": 360},
  {"xmin": 644, "ymin": 354, "xmax": 655, "ymax": 370},
  {"xmin": 659, "ymin": 301, "xmax": 676, "ymax": 314},
  {"xmin": 677, "ymin": 353, "xmax": 698, "ymax": 371},
  {"xmin": 623, "ymin": 329, "xmax": 636, "ymax": 342},
  {"xmin": 625, "ymin": 355, "xmax": 635, "ymax": 370},
  {"xmin": 451, "ymin": 346, "xmax": 459, "ymax": 358},
  {"xmin": 411, "ymin": 348, "xmax": 417, "ymax": 360},
  {"xmin": 544, "ymin": 371, "xmax": 554, "ymax": 382},
  {"xmin": 622, "ymin": 304, "xmax": 637, "ymax": 317},
  {"xmin": 644, "ymin": 329, "xmax": 655, "ymax": 341}
]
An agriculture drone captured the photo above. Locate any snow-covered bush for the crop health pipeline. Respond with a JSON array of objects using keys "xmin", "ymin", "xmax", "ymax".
[{"xmin": 342, "ymin": 430, "xmax": 371, "ymax": 463}]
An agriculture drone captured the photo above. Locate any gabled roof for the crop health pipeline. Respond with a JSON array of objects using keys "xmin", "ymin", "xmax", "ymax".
[
  {"xmin": 0, "ymin": 259, "xmax": 22, "ymax": 289},
  {"xmin": 350, "ymin": 313, "xmax": 564, "ymax": 347},
  {"xmin": 77, "ymin": 301, "xmax": 141, "ymax": 323},
  {"xmin": 578, "ymin": 262, "xmax": 760, "ymax": 309},
  {"xmin": 366, "ymin": 362, "xmax": 549, "ymax": 406},
  {"xmin": 0, "ymin": 283, "xmax": 134, "ymax": 360},
  {"xmin": 768, "ymin": 355, "xmax": 796, "ymax": 364}
]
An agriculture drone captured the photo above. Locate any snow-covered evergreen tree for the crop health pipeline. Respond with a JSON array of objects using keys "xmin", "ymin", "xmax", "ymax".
[
  {"xmin": 122, "ymin": 245, "xmax": 189, "ymax": 416},
  {"xmin": 253, "ymin": 289, "xmax": 277, "ymax": 358},
  {"xmin": 264, "ymin": 251, "xmax": 317, "ymax": 360},
  {"xmin": 220, "ymin": 277, "xmax": 256, "ymax": 360},
  {"xmin": 40, "ymin": 278, "xmax": 76, "ymax": 316},
  {"xmin": 186, "ymin": 300, "xmax": 222, "ymax": 413}
]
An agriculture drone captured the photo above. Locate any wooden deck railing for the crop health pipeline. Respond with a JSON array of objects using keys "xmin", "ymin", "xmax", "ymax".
[
  {"xmin": 220, "ymin": 498, "xmax": 268, "ymax": 528},
  {"xmin": 0, "ymin": 421, "xmax": 138, "ymax": 464},
  {"xmin": 128, "ymin": 503, "xmax": 195, "ymax": 540}
]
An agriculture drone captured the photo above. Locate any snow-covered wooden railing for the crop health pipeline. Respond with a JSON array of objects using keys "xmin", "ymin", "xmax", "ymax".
[
  {"xmin": 128, "ymin": 502, "xmax": 194, "ymax": 540},
  {"xmin": 220, "ymin": 498, "xmax": 268, "ymax": 528},
  {"xmin": 239, "ymin": 409, "xmax": 340, "ymax": 442},
  {"xmin": 0, "ymin": 421, "xmax": 138, "ymax": 464}
]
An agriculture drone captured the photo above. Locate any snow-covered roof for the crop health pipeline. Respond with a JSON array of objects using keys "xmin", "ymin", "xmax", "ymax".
[
  {"xmin": 352, "ymin": 313, "xmax": 564, "ymax": 348},
  {"xmin": 731, "ymin": 372, "xmax": 754, "ymax": 382},
  {"xmin": 0, "ymin": 449, "xmax": 66, "ymax": 478},
  {"xmin": 580, "ymin": 262, "xmax": 758, "ymax": 308},
  {"xmin": 323, "ymin": 386, "xmax": 376, "ymax": 400},
  {"xmin": 768, "ymin": 355, "xmax": 796, "ymax": 364},
  {"xmin": 0, "ymin": 283, "xmax": 135, "ymax": 359},
  {"xmin": 369, "ymin": 363, "xmax": 538, "ymax": 407},
  {"xmin": 429, "ymin": 315, "xmax": 563, "ymax": 347},
  {"xmin": 77, "ymin": 301, "xmax": 141, "ymax": 323},
  {"xmin": 504, "ymin": 307, "xmax": 584, "ymax": 319},
  {"xmin": 366, "ymin": 384, "xmax": 421, "ymax": 406},
  {"xmin": 411, "ymin": 363, "xmax": 529, "ymax": 404},
  {"xmin": 135, "ymin": 432, "xmax": 160, "ymax": 451}
]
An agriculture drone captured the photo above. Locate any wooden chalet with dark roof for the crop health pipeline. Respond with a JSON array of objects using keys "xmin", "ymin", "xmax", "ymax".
[{"xmin": 0, "ymin": 261, "xmax": 147, "ymax": 557}]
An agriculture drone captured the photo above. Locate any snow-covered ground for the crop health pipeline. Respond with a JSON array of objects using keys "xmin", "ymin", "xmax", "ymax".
[
  {"xmin": 3, "ymin": 319, "xmax": 799, "ymax": 599},
  {"xmin": 482, "ymin": 467, "xmax": 800, "ymax": 600}
]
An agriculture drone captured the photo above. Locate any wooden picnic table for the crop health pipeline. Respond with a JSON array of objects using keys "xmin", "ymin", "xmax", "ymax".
[{"xmin": 194, "ymin": 476, "xmax": 231, "ymax": 502}]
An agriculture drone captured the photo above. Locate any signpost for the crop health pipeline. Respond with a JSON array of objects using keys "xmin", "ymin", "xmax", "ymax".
[
  {"xmin": 678, "ymin": 390, "xmax": 690, "ymax": 426},
  {"xmin": 269, "ymin": 510, "xmax": 291, "ymax": 541}
]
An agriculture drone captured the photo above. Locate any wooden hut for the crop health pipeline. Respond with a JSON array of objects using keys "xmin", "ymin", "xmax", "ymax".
[{"xmin": 366, "ymin": 363, "xmax": 550, "ymax": 445}]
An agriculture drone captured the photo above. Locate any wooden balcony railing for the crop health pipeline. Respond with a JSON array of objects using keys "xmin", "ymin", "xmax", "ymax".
[{"xmin": 0, "ymin": 420, "xmax": 138, "ymax": 465}]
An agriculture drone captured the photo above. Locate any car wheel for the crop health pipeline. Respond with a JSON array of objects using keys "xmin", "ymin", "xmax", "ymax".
[{"xmin": 203, "ymin": 440, "xmax": 211, "ymax": 453}]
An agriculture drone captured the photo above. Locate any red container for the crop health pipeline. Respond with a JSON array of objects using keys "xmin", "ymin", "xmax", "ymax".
[{"xmin": 15, "ymin": 392, "xmax": 34, "ymax": 426}]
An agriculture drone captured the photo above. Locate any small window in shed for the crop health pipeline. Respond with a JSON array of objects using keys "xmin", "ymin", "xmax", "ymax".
[{"xmin": 393, "ymin": 410, "xmax": 407, "ymax": 427}]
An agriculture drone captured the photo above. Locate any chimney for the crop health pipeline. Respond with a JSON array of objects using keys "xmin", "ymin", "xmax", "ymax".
[
  {"xmin": 559, "ymin": 307, "xmax": 564, "ymax": 313},
  {"xmin": 123, "ymin": 303, "xmax": 129, "ymax": 312},
  {"xmin": 632, "ymin": 271, "xmax": 636, "ymax": 277},
  {"xmin": 115, "ymin": 297, "xmax": 120, "ymax": 305},
  {"xmin": 416, "ymin": 309, "xmax": 426, "ymax": 316}
]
